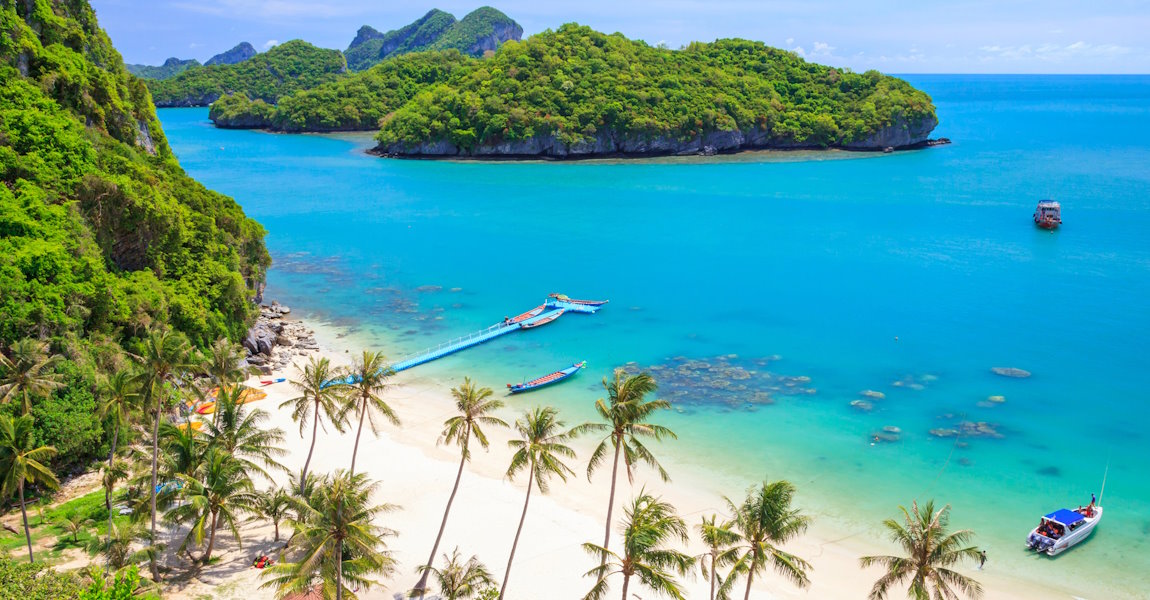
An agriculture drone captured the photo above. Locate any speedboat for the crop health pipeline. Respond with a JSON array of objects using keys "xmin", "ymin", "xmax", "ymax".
[{"xmin": 1026, "ymin": 504, "xmax": 1102, "ymax": 556}]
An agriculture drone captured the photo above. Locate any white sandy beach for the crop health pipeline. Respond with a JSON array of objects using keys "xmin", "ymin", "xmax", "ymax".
[{"xmin": 165, "ymin": 323, "xmax": 1066, "ymax": 600}]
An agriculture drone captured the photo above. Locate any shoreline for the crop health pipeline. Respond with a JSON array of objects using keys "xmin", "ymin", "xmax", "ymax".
[{"xmin": 187, "ymin": 309, "xmax": 1077, "ymax": 600}]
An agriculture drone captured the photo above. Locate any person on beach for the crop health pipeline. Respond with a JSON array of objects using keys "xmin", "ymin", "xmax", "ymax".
[{"xmin": 979, "ymin": 550, "xmax": 987, "ymax": 569}]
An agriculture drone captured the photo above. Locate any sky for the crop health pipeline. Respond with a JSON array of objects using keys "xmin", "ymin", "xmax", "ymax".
[{"xmin": 91, "ymin": 0, "xmax": 1150, "ymax": 74}]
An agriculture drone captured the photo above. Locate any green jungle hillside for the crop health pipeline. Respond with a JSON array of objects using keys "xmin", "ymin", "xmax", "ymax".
[
  {"xmin": 148, "ymin": 39, "xmax": 346, "ymax": 107},
  {"xmin": 0, "ymin": 0, "xmax": 268, "ymax": 470}
]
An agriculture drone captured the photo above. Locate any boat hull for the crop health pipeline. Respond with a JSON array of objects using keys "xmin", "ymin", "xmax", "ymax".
[
  {"xmin": 1026, "ymin": 506, "xmax": 1102, "ymax": 556},
  {"xmin": 508, "ymin": 361, "xmax": 585, "ymax": 394}
]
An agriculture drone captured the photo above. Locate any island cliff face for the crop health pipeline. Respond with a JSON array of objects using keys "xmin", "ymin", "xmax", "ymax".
[
  {"xmin": 345, "ymin": 7, "xmax": 521, "ymax": 71},
  {"xmin": 376, "ymin": 113, "xmax": 939, "ymax": 157}
]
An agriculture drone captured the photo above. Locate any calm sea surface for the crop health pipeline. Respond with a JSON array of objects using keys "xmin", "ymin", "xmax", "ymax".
[{"xmin": 159, "ymin": 75, "xmax": 1150, "ymax": 598}]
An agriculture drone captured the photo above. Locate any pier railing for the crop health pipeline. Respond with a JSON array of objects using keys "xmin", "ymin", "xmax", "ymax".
[{"xmin": 388, "ymin": 322, "xmax": 516, "ymax": 371}]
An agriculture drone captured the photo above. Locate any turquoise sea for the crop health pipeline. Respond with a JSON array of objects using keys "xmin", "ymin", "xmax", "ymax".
[{"xmin": 159, "ymin": 75, "xmax": 1150, "ymax": 598}]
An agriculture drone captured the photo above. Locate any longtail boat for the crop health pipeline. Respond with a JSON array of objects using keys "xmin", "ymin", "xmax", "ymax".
[
  {"xmin": 177, "ymin": 421, "xmax": 204, "ymax": 433},
  {"xmin": 507, "ymin": 305, "xmax": 545, "ymax": 325},
  {"xmin": 521, "ymin": 309, "xmax": 564, "ymax": 329},
  {"xmin": 548, "ymin": 293, "xmax": 609, "ymax": 306},
  {"xmin": 508, "ymin": 361, "xmax": 586, "ymax": 394}
]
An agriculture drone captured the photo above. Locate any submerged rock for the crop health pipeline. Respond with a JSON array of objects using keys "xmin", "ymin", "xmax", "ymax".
[
  {"xmin": 861, "ymin": 390, "xmax": 886, "ymax": 400},
  {"xmin": 850, "ymin": 400, "xmax": 874, "ymax": 412},
  {"xmin": 991, "ymin": 367, "xmax": 1031, "ymax": 378}
]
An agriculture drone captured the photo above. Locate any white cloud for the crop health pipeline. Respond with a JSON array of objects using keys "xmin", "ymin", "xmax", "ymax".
[
  {"xmin": 189, "ymin": 42, "xmax": 200, "ymax": 49},
  {"xmin": 810, "ymin": 41, "xmax": 835, "ymax": 57},
  {"xmin": 785, "ymin": 37, "xmax": 794, "ymax": 45},
  {"xmin": 263, "ymin": 39, "xmax": 279, "ymax": 49},
  {"xmin": 979, "ymin": 41, "xmax": 1135, "ymax": 62}
]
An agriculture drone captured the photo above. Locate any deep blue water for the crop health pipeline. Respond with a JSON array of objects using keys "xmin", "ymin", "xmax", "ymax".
[{"xmin": 159, "ymin": 75, "xmax": 1150, "ymax": 598}]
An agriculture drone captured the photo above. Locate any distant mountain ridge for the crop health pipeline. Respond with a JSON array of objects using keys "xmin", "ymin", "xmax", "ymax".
[
  {"xmin": 126, "ymin": 56, "xmax": 200, "ymax": 79},
  {"xmin": 345, "ymin": 7, "xmax": 521, "ymax": 71},
  {"xmin": 206, "ymin": 42, "xmax": 257, "ymax": 66}
]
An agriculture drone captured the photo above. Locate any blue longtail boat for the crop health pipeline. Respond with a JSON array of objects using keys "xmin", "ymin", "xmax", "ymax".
[{"xmin": 508, "ymin": 361, "xmax": 586, "ymax": 394}]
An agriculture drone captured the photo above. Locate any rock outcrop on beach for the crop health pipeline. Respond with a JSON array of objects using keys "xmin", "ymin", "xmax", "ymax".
[{"xmin": 243, "ymin": 302, "xmax": 321, "ymax": 373}]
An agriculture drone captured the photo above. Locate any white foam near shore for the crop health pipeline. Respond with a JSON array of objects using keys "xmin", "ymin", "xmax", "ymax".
[{"xmin": 169, "ymin": 318, "xmax": 1072, "ymax": 599}]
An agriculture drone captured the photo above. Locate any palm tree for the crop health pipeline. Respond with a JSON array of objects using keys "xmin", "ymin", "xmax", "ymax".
[
  {"xmin": 165, "ymin": 450, "xmax": 259, "ymax": 563},
  {"xmin": 261, "ymin": 470, "xmax": 398, "ymax": 600},
  {"xmin": 135, "ymin": 329, "xmax": 193, "ymax": 579},
  {"xmin": 282, "ymin": 357, "xmax": 347, "ymax": 492},
  {"xmin": 859, "ymin": 501, "xmax": 983, "ymax": 600},
  {"xmin": 500, "ymin": 406, "xmax": 578, "ymax": 600},
  {"xmin": 0, "ymin": 414, "xmax": 60, "ymax": 562},
  {"xmin": 415, "ymin": 547, "xmax": 497, "ymax": 600},
  {"xmin": 98, "ymin": 370, "xmax": 140, "ymax": 516},
  {"xmin": 101, "ymin": 459, "xmax": 130, "ymax": 532},
  {"xmin": 0, "ymin": 338, "xmax": 64, "ymax": 414},
  {"xmin": 342, "ymin": 350, "xmax": 399, "ymax": 475},
  {"xmin": 202, "ymin": 337, "xmax": 252, "ymax": 385},
  {"xmin": 720, "ymin": 480, "xmax": 812, "ymax": 600},
  {"xmin": 582, "ymin": 491, "xmax": 694, "ymax": 600},
  {"xmin": 202, "ymin": 385, "xmax": 287, "ymax": 481},
  {"xmin": 85, "ymin": 520, "xmax": 163, "ymax": 572},
  {"xmin": 413, "ymin": 378, "xmax": 507, "ymax": 599},
  {"xmin": 696, "ymin": 514, "xmax": 741, "ymax": 600},
  {"xmin": 61, "ymin": 513, "xmax": 94, "ymax": 543},
  {"xmin": 573, "ymin": 370, "xmax": 676, "ymax": 563},
  {"xmin": 255, "ymin": 487, "xmax": 292, "ymax": 542}
]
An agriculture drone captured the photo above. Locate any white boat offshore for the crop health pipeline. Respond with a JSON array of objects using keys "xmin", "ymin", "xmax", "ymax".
[{"xmin": 1026, "ymin": 504, "xmax": 1102, "ymax": 556}]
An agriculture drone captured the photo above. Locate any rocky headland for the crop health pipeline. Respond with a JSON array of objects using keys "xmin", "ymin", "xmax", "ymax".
[{"xmin": 242, "ymin": 301, "xmax": 322, "ymax": 373}]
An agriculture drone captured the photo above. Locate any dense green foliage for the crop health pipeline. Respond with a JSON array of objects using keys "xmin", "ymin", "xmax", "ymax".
[
  {"xmin": 345, "ymin": 7, "xmax": 520, "ymax": 72},
  {"xmin": 148, "ymin": 40, "xmax": 346, "ymax": 106},
  {"xmin": 125, "ymin": 57, "xmax": 200, "ymax": 80},
  {"xmin": 375, "ymin": 24, "xmax": 935, "ymax": 151},
  {"xmin": 1, "ymin": 0, "xmax": 268, "ymax": 468},
  {"xmin": 0, "ymin": 559, "xmax": 84, "ymax": 599},
  {"xmin": 426, "ymin": 7, "xmax": 522, "ymax": 56},
  {"xmin": 211, "ymin": 50, "xmax": 471, "ymax": 131},
  {"xmin": 345, "ymin": 9, "xmax": 457, "ymax": 72}
]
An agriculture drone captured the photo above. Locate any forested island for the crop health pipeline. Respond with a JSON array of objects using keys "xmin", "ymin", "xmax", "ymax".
[{"xmin": 208, "ymin": 25, "xmax": 937, "ymax": 156}]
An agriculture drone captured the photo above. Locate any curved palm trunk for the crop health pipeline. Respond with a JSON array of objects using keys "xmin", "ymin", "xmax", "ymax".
[
  {"xmin": 415, "ymin": 428, "xmax": 470, "ymax": 598},
  {"xmin": 106, "ymin": 420, "xmax": 120, "ymax": 538},
  {"xmin": 499, "ymin": 468, "xmax": 534, "ymax": 600},
  {"xmin": 349, "ymin": 397, "xmax": 367, "ymax": 475},
  {"xmin": 202, "ymin": 510, "xmax": 220, "ymax": 562},
  {"xmin": 19, "ymin": 481, "xmax": 33, "ymax": 563},
  {"xmin": 273, "ymin": 519, "xmax": 279, "ymax": 542},
  {"xmin": 600, "ymin": 435, "xmax": 623, "ymax": 564},
  {"xmin": 620, "ymin": 573, "xmax": 631, "ymax": 600},
  {"xmin": 149, "ymin": 391, "xmax": 161, "ymax": 581},
  {"xmin": 743, "ymin": 565, "xmax": 755, "ymax": 600},
  {"xmin": 299, "ymin": 401, "xmax": 320, "ymax": 493}
]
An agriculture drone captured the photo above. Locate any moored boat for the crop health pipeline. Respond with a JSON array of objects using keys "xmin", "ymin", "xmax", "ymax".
[
  {"xmin": 1034, "ymin": 200, "xmax": 1062, "ymax": 229},
  {"xmin": 548, "ymin": 293, "xmax": 609, "ymax": 306},
  {"xmin": 506, "ymin": 305, "xmax": 545, "ymax": 325},
  {"xmin": 520, "ymin": 309, "xmax": 564, "ymax": 329},
  {"xmin": 508, "ymin": 361, "xmax": 586, "ymax": 394},
  {"xmin": 1026, "ymin": 499, "xmax": 1102, "ymax": 556}
]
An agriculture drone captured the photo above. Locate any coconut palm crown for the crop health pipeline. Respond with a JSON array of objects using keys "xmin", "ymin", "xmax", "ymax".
[
  {"xmin": 859, "ymin": 500, "xmax": 983, "ymax": 600},
  {"xmin": 582, "ymin": 490, "xmax": 694, "ymax": 600},
  {"xmin": 720, "ymin": 479, "xmax": 812, "ymax": 600}
]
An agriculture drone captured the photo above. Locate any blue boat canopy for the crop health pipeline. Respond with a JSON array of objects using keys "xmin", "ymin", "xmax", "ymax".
[{"xmin": 1045, "ymin": 508, "xmax": 1085, "ymax": 526}]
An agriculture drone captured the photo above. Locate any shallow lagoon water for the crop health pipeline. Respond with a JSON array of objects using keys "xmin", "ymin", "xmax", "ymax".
[{"xmin": 160, "ymin": 75, "xmax": 1150, "ymax": 598}]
